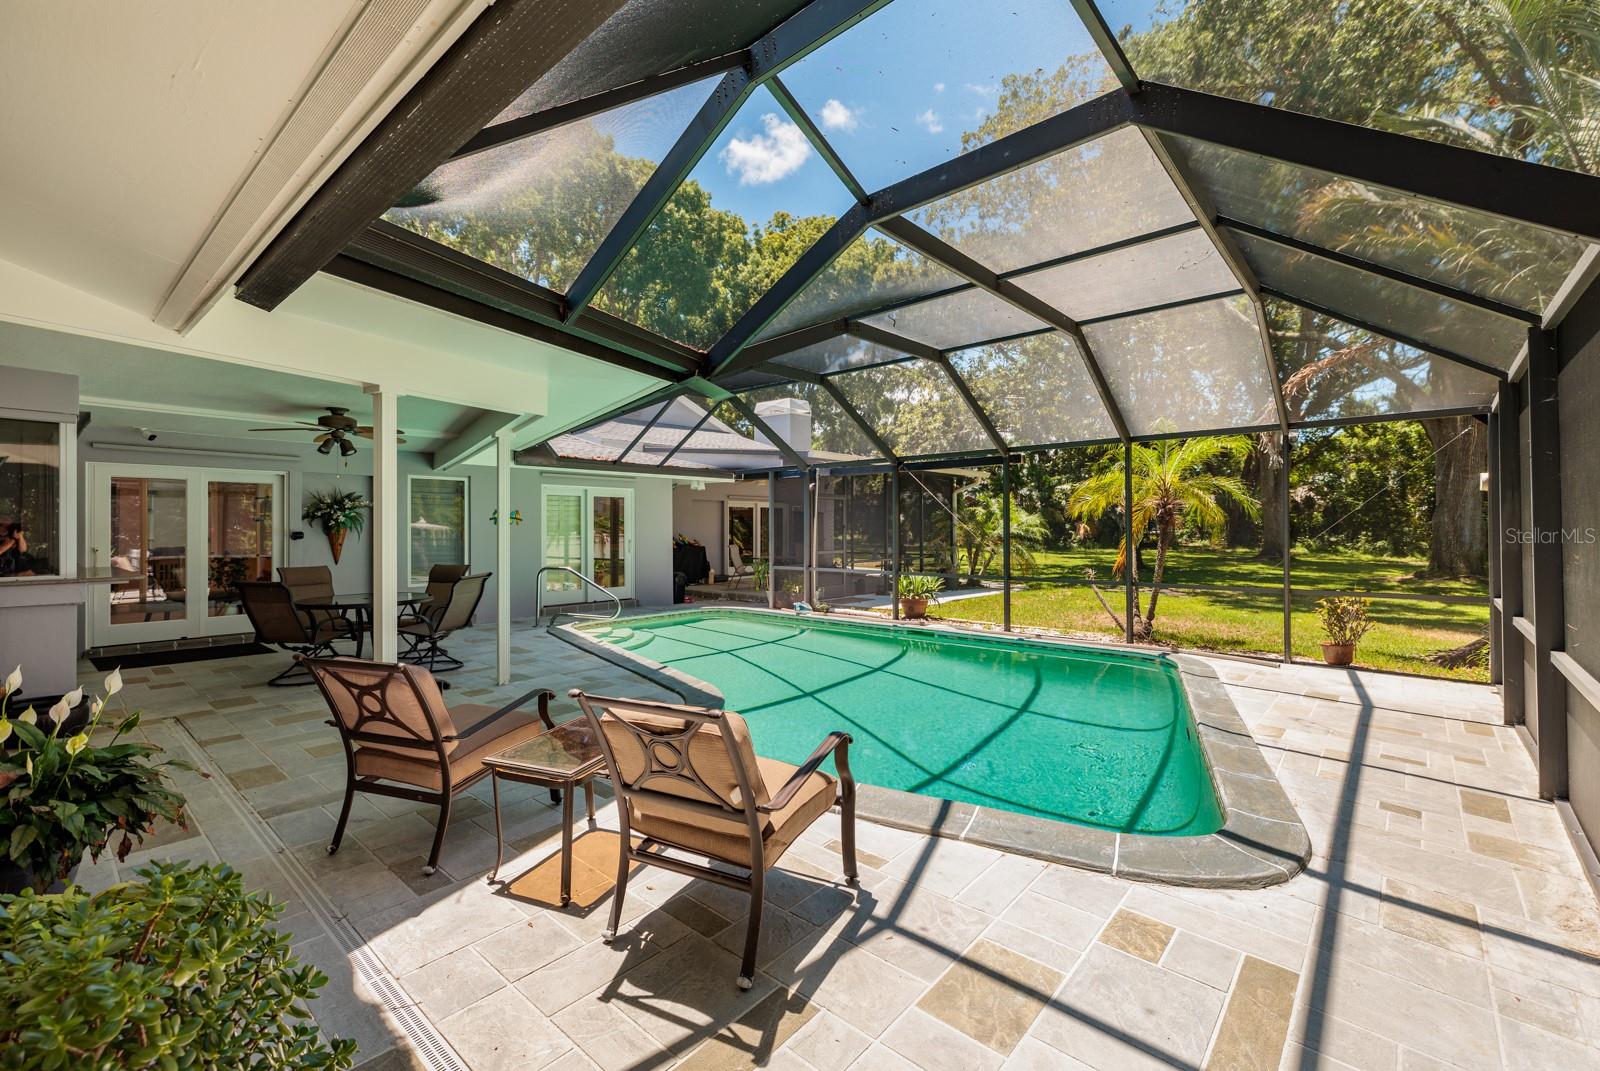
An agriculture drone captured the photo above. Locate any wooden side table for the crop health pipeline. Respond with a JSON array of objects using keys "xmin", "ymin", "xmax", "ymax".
[{"xmin": 483, "ymin": 720, "xmax": 607, "ymax": 905}]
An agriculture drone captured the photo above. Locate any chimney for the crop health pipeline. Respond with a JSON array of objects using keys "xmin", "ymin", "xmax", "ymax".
[{"xmin": 753, "ymin": 397, "xmax": 811, "ymax": 456}]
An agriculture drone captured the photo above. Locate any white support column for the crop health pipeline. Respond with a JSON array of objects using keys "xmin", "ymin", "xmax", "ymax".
[
  {"xmin": 367, "ymin": 386, "xmax": 399, "ymax": 662},
  {"xmin": 496, "ymin": 427, "xmax": 513, "ymax": 686}
]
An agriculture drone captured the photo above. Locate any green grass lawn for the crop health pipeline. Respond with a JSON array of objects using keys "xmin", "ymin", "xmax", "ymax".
[{"xmin": 920, "ymin": 547, "xmax": 1489, "ymax": 682}]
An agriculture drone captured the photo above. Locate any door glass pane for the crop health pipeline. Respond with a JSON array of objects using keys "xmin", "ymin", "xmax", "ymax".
[
  {"xmin": 728, "ymin": 505, "xmax": 755, "ymax": 570},
  {"xmin": 108, "ymin": 477, "xmax": 187, "ymax": 626},
  {"xmin": 593, "ymin": 495, "xmax": 626, "ymax": 588},
  {"xmin": 0, "ymin": 418, "xmax": 60, "ymax": 577},
  {"xmin": 543, "ymin": 493, "xmax": 583, "ymax": 591},
  {"xmin": 409, "ymin": 478, "xmax": 468, "ymax": 585},
  {"xmin": 207, "ymin": 481, "xmax": 274, "ymax": 619}
]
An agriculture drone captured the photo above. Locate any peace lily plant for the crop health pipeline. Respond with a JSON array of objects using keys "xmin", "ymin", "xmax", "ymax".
[{"xmin": 0, "ymin": 665, "xmax": 188, "ymax": 895}]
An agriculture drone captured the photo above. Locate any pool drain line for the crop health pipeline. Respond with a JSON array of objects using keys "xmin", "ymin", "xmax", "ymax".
[{"xmin": 170, "ymin": 721, "xmax": 469, "ymax": 1071}]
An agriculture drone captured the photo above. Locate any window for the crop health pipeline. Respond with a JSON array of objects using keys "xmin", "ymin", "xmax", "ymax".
[
  {"xmin": 408, "ymin": 476, "xmax": 469, "ymax": 586},
  {"xmin": 0, "ymin": 418, "xmax": 61, "ymax": 578}
]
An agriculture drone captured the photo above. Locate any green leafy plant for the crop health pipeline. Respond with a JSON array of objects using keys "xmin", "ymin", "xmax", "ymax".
[
  {"xmin": 301, "ymin": 490, "xmax": 372, "ymax": 537},
  {"xmin": 0, "ymin": 861, "xmax": 357, "ymax": 1069},
  {"xmin": 1317, "ymin": 596, "xmax": 1375, "ymax": 647},
  {"xmin": 896, "ymin": 574, "xmax": 945, "ymax": 600},
  {"xmin": 751, "ymin": 557, "xmax": 770, "ymax": 591},
  {"xmin": 0, "ymin": 667, "xmax": 188, "ymax": 894}
]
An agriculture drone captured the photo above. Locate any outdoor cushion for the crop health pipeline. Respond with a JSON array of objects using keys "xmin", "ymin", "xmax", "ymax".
[
  {"xmin": 629, "ymin": 755, "xmax": 835, "ymax": 867},
  {"xmin": 352, "ymin": 704, "xmax": 547, "ymax": 791}
]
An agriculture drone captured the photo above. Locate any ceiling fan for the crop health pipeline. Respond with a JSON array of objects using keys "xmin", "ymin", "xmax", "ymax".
[{"xmin": 248, "ymin": 407, "xmax": 405, "ymax": 457}]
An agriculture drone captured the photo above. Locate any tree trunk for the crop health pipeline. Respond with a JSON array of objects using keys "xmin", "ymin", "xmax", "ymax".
[
  {"xmin": 1254, "ymin": 441, "xmax": 1286, "ymax": 563},
  {"xmin": 1142, "ymin": 526, "xmax": 1173, "ymax": 637},
  {"xmin": 1424, "ymin": 416, "xmax": 1487, "ymax": 577}
]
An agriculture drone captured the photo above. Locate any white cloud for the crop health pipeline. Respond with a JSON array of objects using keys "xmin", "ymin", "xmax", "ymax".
[
  {"xmin": 916, "ymin": 108, "xmax": 944, "ymax": 134},
  {"xmin": 719, "ymin": 113, "xmax": 812, "ymax": 185},
  {"xmin": 964, "ymin": 81, "xmax": 1000, "ymax": 97},
  {"xmin": 932, "ymin": 81, "xmax": 946, "ymax": 93},
  {"xmin": 818, "ymin": 98, "xmax": 858, "ymax": 133}
]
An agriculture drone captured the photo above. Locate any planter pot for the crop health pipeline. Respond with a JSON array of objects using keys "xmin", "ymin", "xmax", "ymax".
[
  {"xmin": 326, "ymin": 528, "xmax": 348, "ymax": 564},
  {"xmin": 1320, "ymin": 642, "xmax": 1356, "ymax": 666},
  {"xmin": 901, "ymin": 596, "xmax": 929, "ymax": 620}
]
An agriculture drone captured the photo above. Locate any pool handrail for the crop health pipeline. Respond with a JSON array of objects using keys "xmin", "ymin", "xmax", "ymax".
[{"xmin": 535, "ymin": 565, "xmax": 621, "ymax": 631}]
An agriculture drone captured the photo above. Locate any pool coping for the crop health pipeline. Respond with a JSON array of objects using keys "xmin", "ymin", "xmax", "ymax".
[{"xmin": 553, "ymin": 607, "xmax": 1310, "ymax": 889}]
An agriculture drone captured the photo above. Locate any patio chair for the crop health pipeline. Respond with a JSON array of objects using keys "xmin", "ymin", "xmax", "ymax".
[
  {"xmin": 305, "ymin": 656, "xmax": 556, "ymax": 874},
  {"xmin": 399, "ymin": 571, "xmax": 488, "ymax": 673},
  {"xmin": 419, "ymin": 562, "xmax": 469, "ymax": 611},
  {"xmin": 726, "ymin": 543, "xmax": 755, "ymax": 589},
  {"xmin": 278, "ymin": 564, "xmax": 361, "ymax": 650},
  {"xmin": 570, "ymin": 690, "xmax": 857, "ymax": 989},
  {"xmin": 236, "ymin": 581, "xmax": 349, "ymax": 686}
]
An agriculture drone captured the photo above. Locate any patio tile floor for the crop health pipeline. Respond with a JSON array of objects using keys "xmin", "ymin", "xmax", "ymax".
[{"xmin": 71, "ymin": 618, "xmax": 1600, "ymax": 1071}]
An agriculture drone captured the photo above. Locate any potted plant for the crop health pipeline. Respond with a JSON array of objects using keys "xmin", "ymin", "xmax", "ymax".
[
  {"xmin": 302, "ymin": 489, "xmax": 371, "ymax": 564},
  {"xmin": 1316, "ymin": 597, "xmax": 1373, "ymax": 666},
  {"xmin": 0, "ymin": 861, "xmax": 357, "ymax": 1068},
  {"xmin": 775, "ymin": 575, "xmax": 804, "ymax": 609},
  {"xmin": 0, "ymin": 666, "xmax": 188, "ymax": 895},
  {"xmin": 897, "ymin": 574, "xmax": 944, "ymax": 620}
]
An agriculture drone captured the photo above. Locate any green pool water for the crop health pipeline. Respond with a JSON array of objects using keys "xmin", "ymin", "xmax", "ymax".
[{"xmin": 583, "ymin": 610, "xmax": 1223, "ymax": 836}]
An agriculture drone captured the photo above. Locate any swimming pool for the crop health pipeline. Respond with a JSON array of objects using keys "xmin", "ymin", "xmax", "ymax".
[{"xmin": 578, "ymin": 609, "xmax": 1224, "ymax": 837}]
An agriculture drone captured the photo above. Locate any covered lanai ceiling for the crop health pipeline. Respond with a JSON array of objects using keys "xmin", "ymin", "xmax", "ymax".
[{"xmin": 236, "ymin": 0, "xmax": 1600, "ymax": 468}]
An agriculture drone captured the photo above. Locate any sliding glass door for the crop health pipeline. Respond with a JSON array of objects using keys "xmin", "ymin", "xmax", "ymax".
[
  {"xmin": 540, "ymin": 485, "xmax": 633, "ymax": 604},
  {"xmin": 87, "ymin": 464, "xmax": 283, "ymax": 645}
]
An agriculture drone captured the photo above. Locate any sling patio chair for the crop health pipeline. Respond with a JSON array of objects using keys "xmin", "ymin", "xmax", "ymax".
[
  {"xmin": 399, "ymin": 571, "xmax": 488, "ymax": 673},
  {"xmin": 418, "ymin": 562, "xmax": 469, "ymax": 613},
  {"xmin": 278, "ymin": 564, "xmax": 362, "ymax": 652},
  {"xmin": 237, "ymin": 580, "xmax": 353, "ymax": 685},
  {"xmin": 304, "ymin": 656, "xmax": 556, "ymax": 874},
  {"xmin": 570, "ymin": 689, "xmax": 857, "ymax": 990},
  {"xmin": 725, "ymin": 542, "xmax": 756, "ymax": 589}
]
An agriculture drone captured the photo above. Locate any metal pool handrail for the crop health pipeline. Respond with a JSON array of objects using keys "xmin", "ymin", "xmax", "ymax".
[{"xmin": 534, "ymin": 566, "xmax": 621, "ymax": 630}]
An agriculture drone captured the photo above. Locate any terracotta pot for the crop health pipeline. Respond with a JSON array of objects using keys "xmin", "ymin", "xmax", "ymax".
[
  {"xmin": 901, "ymin": 596, "xmax": 929, "ymax": 620},
  {"xmin": 326, "ymin": 527, "xmax": 348, "ymax": 564},
  {"xmin": 1320, "ymin": 642, "xmax": 1355, "ymax": 666}
]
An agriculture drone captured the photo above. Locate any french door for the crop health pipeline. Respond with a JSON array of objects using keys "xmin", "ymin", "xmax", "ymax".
[
  {"xmin": 86, "ymin": 464, "xmax": 284, "ymax": 645},
  {"xmin": 540, "ymin": 485, "xmax": 634, "ymax": 605}
]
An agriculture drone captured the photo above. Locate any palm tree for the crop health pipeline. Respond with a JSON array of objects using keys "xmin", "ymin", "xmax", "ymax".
[
  {"xmin": 955, "ymin": 491, "xmax": 1046, "ymax": 586},
  {"xmin": 1068, "ymin": 437, "xmax": 1260, "ymax": 640}
]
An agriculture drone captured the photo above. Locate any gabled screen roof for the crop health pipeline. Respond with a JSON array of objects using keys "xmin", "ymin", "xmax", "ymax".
[{"xmin": 354, "ymin": 0, "xmax": 1600, "ymax": 471}]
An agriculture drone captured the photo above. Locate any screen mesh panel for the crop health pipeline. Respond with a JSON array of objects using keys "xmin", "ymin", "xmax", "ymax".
[
  {"xmin": 1013, "ymin": 228, "xmax": 1239, "ymax": 323},
  {"xmin": 738, "ymin": 384, "xmax": 881, "ymax": 459},
  {"xmin": 1084, "ymin": 295, "xmax": 1277, "ymax": 435},
  {"xmin": 858, "ymin": 288, "xmax": 1047, "ymax": 351},
  {"xmin": 949, "ymin": 332, "xmax": 1117, "ymax": 447},
  {"xmin": 832, "ymin": 359, "xmax": 994, "ymax": 456}
]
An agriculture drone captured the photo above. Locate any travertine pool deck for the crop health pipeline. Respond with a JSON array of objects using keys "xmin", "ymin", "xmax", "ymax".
[{"xmin": 75, "ymin": 618, "xmax": 1600, "ymax": 1071}]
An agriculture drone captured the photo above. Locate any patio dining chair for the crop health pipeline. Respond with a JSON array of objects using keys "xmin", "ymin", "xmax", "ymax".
[
  {"xmin": 570, "ymin": 690, "xmax": 857, "ymax": 990},
  {"xmin": 236, "ymin": 581, "xmax": 350, "ymax": 686},
  {"xmin": 420, "ymin": 562, "xmax": 469, "ymax": 611},
  {"xmin": 725, "ymin": 543, "xmax": 755, "ymax": 589},
  {"xmin": 399, "ymin": 571, "xmax": 488, "ymax": 673},
  {"xmin": 304, "ymin": 656, "xmax": 556, "ymax": 874},
  {"xmin": 278, "ymin": 564, "xmax": 361, "ymax": 649}
]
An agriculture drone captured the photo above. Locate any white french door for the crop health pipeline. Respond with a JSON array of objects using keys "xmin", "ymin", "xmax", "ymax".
[
  {"xmin": 86, "ymin": 463, "xmax": 285, "ymax": 645},
  {"xmin": 540, "ymin": 485, "xmax": 634, "ymax": 605}
]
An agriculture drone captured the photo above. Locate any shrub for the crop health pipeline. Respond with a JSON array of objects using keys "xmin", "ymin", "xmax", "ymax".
[
  {"xmin": 896, "ymin": 574, "xmax": 945, "ymax": 600},
  {"xmin": 0, "ymin": 862, "xmax": 357, "ymax": 1070},
  {"xmin": 1, "ymin": 668, "xmax": 187, "ymax": 894},
  {"xmin": 1316, "ymin": 596, "xmax": 1374, "ymax": 646}
]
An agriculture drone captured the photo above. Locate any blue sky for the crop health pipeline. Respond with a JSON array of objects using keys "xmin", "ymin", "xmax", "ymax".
[{"xmin": 632, "ymin": 0, "xmax": 1113, "ymax": 225}]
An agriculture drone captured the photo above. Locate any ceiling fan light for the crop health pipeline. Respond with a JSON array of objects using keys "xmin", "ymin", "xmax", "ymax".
[
  {"xmin": 338, "ymin": 438, "xmax": 357, "ymax": 457},
  {"xmin": 316, "ymin": 438, "xmax": 335, "ymax": 455}
]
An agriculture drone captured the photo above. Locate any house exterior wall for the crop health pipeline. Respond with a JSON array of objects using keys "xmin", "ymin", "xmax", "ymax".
[{"xmin": 673, "ymin": 477, "xmax": 770, "ymax": 577}]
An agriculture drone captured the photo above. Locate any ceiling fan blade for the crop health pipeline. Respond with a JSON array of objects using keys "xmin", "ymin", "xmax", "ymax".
[
  {"xmin": 313, "ymin": 433, "xmax": 333, "ymax": 443},
  {"xmin": 248, "ymin": 425, "xmax": 319, "ymax": 432},
  {"xmin": 356, "ymin": 427, "xmax": 406, "ymax": 440}
]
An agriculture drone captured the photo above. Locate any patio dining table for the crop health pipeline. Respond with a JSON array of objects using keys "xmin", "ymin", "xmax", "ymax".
[{"xmin": 294, "ymin": 590, "xmax": 428, "ymax": 659}]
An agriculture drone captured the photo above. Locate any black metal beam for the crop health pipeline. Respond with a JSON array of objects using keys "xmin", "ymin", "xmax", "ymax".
[
  {"xmin": 1486, "ymin": 403, "xmax": 1503, "ymax": 685},
  {"xmin": 769, "ymin": 75, "xmax": 868, "ymax": 201},
  {"xmin": 735, "ymin": 319, "xmax": 853, "ymax": 368},
  {"xmin": 563, "ymin": 70, "xmax": 753, "ymax": 321},
  {"xmin": 615, "ymin": 403, "xmax": 669, "ymax": 463},
  {"xmin": 844, "ymin": 320, "xmax": 942, "ymax": 362},
  {"xmin": 933, "ymin": 355, "xmax": 1009, "ymax": 454},
  {"xmin": 1070, "ymin": 0, "xmax": 1139, "ymax": 90},
  {"xmin": 343, "ymin": 221, "xmax": 702, "ymax": 375},
  {"xmin": 1075, "ymin": 289, "xmax": 1246, "ymax": 327},
  {"xmin": 323, "ymin": 254, "xmax": 687, "ymax": 383},
  {"xmin": 1495, "ymin": 379, "xmax": 1525, "ymax": 725},
  {"xmin": 1257, "ymin": 286, "xmax": 1509, "ymax": 380},
  {"xmin": 876, "ymin": 216, "xmax": 1133, "ymax": 440},
  {"xmin": 1130, "ymin": 82, "xmax": 1600, "ymax": 244},
  {"xmin": 1525, "ymin": 327, "xmax": 1567, "ymax": 798},
  {"xmin": 236, "ymin": 0, "xmax": 629, "ymax": 312},
  {"xmin": 561, "ymin": 382, "xmax": 688, "ymax": 440},
  {"xmin": 820, "ymin": 378, "xmax": 898, "ymax": 461},
  {"xmin": 1220, "ymin": 219, "xmax": 1541, "ymax": 324},
  {"xmin": 451, "ymin": 53, "xmax": 747, "ymax": 160}
]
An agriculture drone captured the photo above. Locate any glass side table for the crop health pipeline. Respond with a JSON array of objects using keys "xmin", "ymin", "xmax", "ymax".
[{"xmin": 483, "ymin": 720, "xmax": 607, "ymax": 905}]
